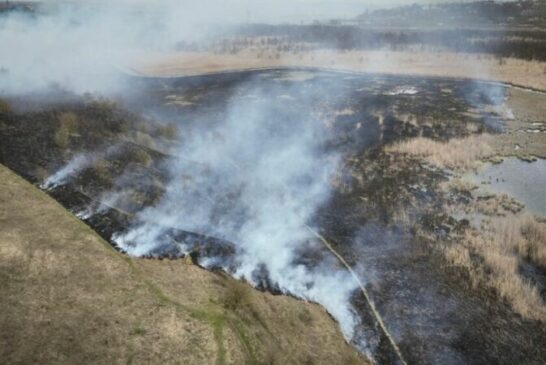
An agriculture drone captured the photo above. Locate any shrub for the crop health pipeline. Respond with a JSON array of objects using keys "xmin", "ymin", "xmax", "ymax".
[
  {"xmin": 54, "ymin": 127, "xmax": 70, "ymax": 149},
  {"xmin": 59, "ymin": 112, "xmax": 80, "ymax": 133},
  {"xmin": 132, "ymin": 148, "xmax": 153, "ymax": 167},
  {"xmin": 92, "ymin": 159, "xmax": 113, "ymax": 188},
  {"xmin": 92, "ymin": 99, "xmax": 118, "ymax": 114},
  {"xmin": 0, "ymin": 99, "xmax": 11, "ymax": 114},
  {"xmin": 155, "ymin": 123, "xmax": 178, "ymax": 140},
  {"xmin": 54, "ymin": 112, "xmax": 80, "ymax": 149},
  {"xmin": 298, "ymin": 308, "xmax": 313, "ymax": 325},
  {"xmin": 134, "ymin": 132, "xmax": 155, "ymax": 149},
  {"xmin": 222, "ymin": 280, "xmax": 252, "ymax": 311}
]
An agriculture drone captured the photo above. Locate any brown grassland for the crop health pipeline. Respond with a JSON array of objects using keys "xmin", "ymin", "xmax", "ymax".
[
  {"xmin": 132, "ymin": 50, "xmax": 546, "ymax": 92},
  {"xmin": 0, "ymin": 165, "xmax": 367, "ymax": 365},
  {"xmin": 388, "ymin": 128, "xmax": 546, "ymax": 321}
]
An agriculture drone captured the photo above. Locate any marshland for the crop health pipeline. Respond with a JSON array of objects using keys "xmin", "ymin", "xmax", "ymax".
[{"xmin": 1, "ymin": 1, "xmax": 546, "ymax": 365}]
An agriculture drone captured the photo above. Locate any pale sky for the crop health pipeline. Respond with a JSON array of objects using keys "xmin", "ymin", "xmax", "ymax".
[{"xmin": 35, "ymin": 0, "xmax": 503, "ymax": 23}]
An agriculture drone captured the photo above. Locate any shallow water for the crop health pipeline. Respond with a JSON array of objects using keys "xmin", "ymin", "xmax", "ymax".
[{"xmin": 466, "ymin": 158, "xmax": 546, "ymax": 216}]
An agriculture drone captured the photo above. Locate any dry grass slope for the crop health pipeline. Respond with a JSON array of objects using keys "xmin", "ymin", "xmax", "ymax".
[{"xmin": 0, "ymin": 165, "xmax": 368, "ymax": 365}]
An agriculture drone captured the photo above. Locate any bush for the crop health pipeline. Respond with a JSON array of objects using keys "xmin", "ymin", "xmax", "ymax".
[
  {"xmin": 54, "ymin": 112, "xmax": 80, "ymax": 149},
  {"xmin": 155, "ymin": 123, "xmax": 178, "ymax": 140},
  {"xmin": 92, "ymin": 159, "xmax": 113, "ymax": 188},
  {"xmin": 59, "ymin": 112, "xmax": 80, "ymax": 133},
  {"xmin": 0, "ymin": 99, "xmax": 11, "ymax": 114},
  {"xmin": 92, "ymin": 99, "xmax": 118, "ymax": 114},
  {"xmin": 222, "ymin": 280, "xmax": 252, "ymax": 311},
  {"xmin": 132, "ymin": 148, "xmax": 153, "ymax": 167},
  {"xmin": 134, "ymin": 131, "xmax": 155, "ymax": 149},
  {"xmin": 54, "ymin": 127, "xmax": 70, "ymax": 149}
]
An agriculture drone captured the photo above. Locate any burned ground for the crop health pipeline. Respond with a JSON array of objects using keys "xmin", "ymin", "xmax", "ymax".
[{"xmin": 1, "ymin": 70, "xmax": 546, "ymax": 364}]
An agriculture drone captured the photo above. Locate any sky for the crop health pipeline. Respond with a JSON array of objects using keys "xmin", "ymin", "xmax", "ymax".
[{"xmin": 32, "ymin": 0, "xmax": 494, "ymax": 23}]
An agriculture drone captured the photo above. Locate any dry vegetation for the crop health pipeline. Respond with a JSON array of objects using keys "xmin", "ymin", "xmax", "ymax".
[
  {"xmin": 388, "ymin": 119, "xmax": 546, "ymax": 320},
  {"xmin": 54, "ymin": 112, "xmax": 80, "ymax": 149},
  {"xmin": 0, "ymin": 164, "xmax": 367, "ymax": 365},
  {"xmin": 444, "ymin": 213, "xmax": 546, "ymax": 321},
  {"xmin": 156, "ymin": 123, "xmax": 179, "ymax": 140},
  {"xmin": 132, "ymin": 148, "xmax": 153, "ymax": 167},
  {"xmin": 0, "ymin": 98, "xmax": 11, "ymax": 114},
  {"xmin": 133, "ymin": 49, "xmax": 546, "ymax": 91},
  {"xmin": 385, "ymin": 134, "xmax": 494, "ymax": 170}
]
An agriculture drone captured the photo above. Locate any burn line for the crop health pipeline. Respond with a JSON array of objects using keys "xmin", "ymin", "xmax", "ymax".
[
  {"xmin": 305, "ymin": 225, "xmax": 408, "ymax": 365},
  {"xmin": 226, "ymin": 157, "xmax": 407, "ymax": 364}
]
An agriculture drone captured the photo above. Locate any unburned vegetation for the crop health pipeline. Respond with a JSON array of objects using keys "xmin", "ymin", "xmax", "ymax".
[
  {"xmin": 385, "ymin": 134, "xmax": 495, "ymax": 171},
  {"xmin": 443, "ymin": 214, "xmax": 546, "ymax": 321},
  {"xmin": 54, "ymin": 112, "xmax": 80, "ymax": 149},
  {"xmin": 0, "ymin": 165, "xmax": 367, "ymax": 365},
  {"xmin": 0, "ymin": 98, "xmax": 11, "ymax": 114}
]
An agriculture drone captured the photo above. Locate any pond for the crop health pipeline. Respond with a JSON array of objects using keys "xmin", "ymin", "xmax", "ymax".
[{"xmin": 466, "ymin": 158, "xmax": 546, "ymax": 216}]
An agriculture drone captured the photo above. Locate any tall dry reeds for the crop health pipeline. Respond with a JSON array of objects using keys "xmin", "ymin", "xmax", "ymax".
[
  {"xmin": 386, "ymin": 134, "xmax": 494, "ymax": 171},
  {"xmin": 444, "ymin": 214, "xmax": 546, "ymax": 321}
]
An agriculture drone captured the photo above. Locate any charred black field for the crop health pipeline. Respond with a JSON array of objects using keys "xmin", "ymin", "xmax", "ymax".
[{"xmin": 1, "ymin": 69, "xmax": 546, "ymax": 365}]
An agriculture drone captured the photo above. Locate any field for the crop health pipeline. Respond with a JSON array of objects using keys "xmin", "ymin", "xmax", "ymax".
[{"xmin": 133, "ymin": 49, "xmax": 546, "ymax": 91}]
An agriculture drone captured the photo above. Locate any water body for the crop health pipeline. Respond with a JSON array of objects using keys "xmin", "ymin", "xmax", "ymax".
[{"xmin": 467, "ymin": 158, "xmax": 546, "ymax": 216}]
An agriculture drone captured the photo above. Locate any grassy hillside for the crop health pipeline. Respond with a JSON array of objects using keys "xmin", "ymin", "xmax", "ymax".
[{"xmin": 0, "ymin": 165, "xmax": 367, "ymax": 365}]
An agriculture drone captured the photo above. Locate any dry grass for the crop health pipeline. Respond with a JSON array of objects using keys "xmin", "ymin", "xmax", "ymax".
[
  {"xmin": 515, "ymin": 216, "xmax": 546, "ymax": 268},
  {"xmin": 134, "ymin": 131, "xmax": 156, "ymax": 149},
  {"xmin": 54, "ymin": 112, "xmax": 80, "ymax": 149},
  {"xmin": 132, "ymin": 148, "xmax": 153, "ymax": 167},
  {"xmin": 473, "ymin": 194, "xmax": 525, "ymax": 217},
  {"xmin": 441, "ymin": 177, "xmax": 478, "ymax": 194},
  {"xmin": 132, "ymin": 50, "xmax": 546, "ymax": 91},
  {"xmin": 0, "ymin": 99, "xmax": 11, "ymax": 114},
  {"xmin": 386, "ymin": 134, "xmax": 494, "ymax": 171},
  {"xmin": 0, "ymin": 165, "xmax": 368, "ymax": 365},
  {"xmin": 156, "ymin": 123, "xmax": 178, "ymax": 140},
  {"xmin": 221, "ymin": 279, "xmax": 253, "ymax": 311},
  {"xmin": 444, "ymin": 214, "xmax": 546, "ymax": 321},
  {"xmin": 88, "ymin": 159, "xmax": 113, "ymax": 189}
]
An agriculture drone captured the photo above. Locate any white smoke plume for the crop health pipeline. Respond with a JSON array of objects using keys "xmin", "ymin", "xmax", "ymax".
[
  {"xmin": 114, "ymin": 74, "xmax": 364, "ymax": 340},
  {"xmin": 41, "ymin": 153, "xmax": 94, "ymax": 189}
]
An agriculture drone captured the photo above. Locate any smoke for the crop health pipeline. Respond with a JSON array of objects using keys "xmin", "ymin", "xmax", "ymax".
[
  {"xmin": 112, "ymin": 73, "xmax": 365, "ymax": 340},
  {"xmin": 1, "ymin": 4, "xmax": 365, "ymax": 341},
  {"xmin": 0, "ymin": 1, "xmax": 234, "ymax": 95},
  {"xmin": 41, "ymin": 153, "xmax": 95, "ymax": 189},
  {"xmin": 4, "ymin": 0, "xmax": 517, "ymax": 361}
]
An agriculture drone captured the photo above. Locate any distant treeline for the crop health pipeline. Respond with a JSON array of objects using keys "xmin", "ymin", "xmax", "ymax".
[
  {"xmin": 235, "ymin": 24, "xmax": 546, "ymax": 61},
  {"xmin": 0, "ymin": 1, "xmax": 37, "ymax": 14},
  {"xmin": 356, "ymin": 0, "xmax": 546, "ymax": 28}
]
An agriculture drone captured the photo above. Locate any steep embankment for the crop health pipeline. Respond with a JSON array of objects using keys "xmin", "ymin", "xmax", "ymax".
[{"xmin": 0, "ymin": 165, "xmax": 367, "ymax": 365}]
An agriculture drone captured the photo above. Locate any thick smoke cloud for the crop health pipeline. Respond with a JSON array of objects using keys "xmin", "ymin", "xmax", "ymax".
[
  {"xmin": 0, "ymin": 1, "xmax": 225, "ymax": 94},
  {"xmin": 114, "ymin": 74, "xmax": 364, "ymax": 341},
  {"xmin": 3, "ymin": 0, "xmax": 512, "ymax": 360}
]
